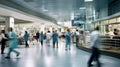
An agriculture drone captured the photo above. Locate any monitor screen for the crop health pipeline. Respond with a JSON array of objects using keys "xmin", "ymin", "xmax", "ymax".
[{"xmin": 72, "ymin": 19, "xmax": 85, "ymax": 26}]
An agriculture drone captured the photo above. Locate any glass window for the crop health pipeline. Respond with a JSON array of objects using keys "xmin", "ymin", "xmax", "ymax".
[
  {"xmin": 116, "ymin": 17, "xmax": 120, "ymax": 22},
  {"xmin": 109, "ymin": 18, "xmax": 116, "ymax": 24},
  {"xmin": 103, "ymin": 20, "xmax": 108, "ymax": 25}
]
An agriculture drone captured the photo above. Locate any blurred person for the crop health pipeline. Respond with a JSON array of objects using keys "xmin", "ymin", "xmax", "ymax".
[
  {"xmin": 39, "ymin": 31, "xmax": 44, "ymax": 46},
  {"xmin": 36, "ymin": 31, "xmax": 40, "ymax": 42},
  {"xmin": 0, "ymin": 32, "xmax": 2, "ymax": 42},
  {"xmin": 1, "ymin": 30, "xmax": 8, "ymax": 54},
  {"xmin": 113, "ymin": 28, "xmax": 119, "ymax": 35},
  {"xmin": 46, "ymin": 31, "xmax": 51, "ymax": 46},
  {"xmin": 24, "ymin": 31, "xmax": 29, "ymax": 48},
  {"xmin": 88, "ymin": 26, "xmax": 101, "ymax": 67},
  {"xmin": 5, "ymin": 28, "xmax": 20, "ymax": 59},
  {"xmin": 44, "ymin": 32, "xmax": 46, "ymax": 40},
  {"xmin": 75, "ymin": 29, "xmax": 80, "ymax": 45},
  {"xmin": 65, "ymin": 29, "xmax": 72, "ymax": 50},
  {"xmin": 105, "ymin": 30, "xmax": 114, "ymax": 36},
  {"xmin": 28, "ymin": 33, "xmax": 33, "ymax": 45},
  {"xmin": 52, "ymin": 30, "xmax": 59, "ymax": 48}
]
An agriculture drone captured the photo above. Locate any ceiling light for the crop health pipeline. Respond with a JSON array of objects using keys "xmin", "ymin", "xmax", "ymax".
[
  {"xmin": 24, "ymin": 0, "xmax": 34, "ymax": 2},
  {"xmin": 79, "ymin": 7, "xmax": 86, "ymax": 9},
  {"xmin": 84, "ymin": 0, "xmax": 93, "ymax": 2},
  {"xmin": 43, "ymin": 9, "xmax": 48, "ymax": 11}
]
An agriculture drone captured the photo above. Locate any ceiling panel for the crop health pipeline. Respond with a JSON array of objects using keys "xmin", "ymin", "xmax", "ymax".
[
  {"xmin": 7, "ymin": 0, "xmax": 113, "ymax": 22},
  {"xmin": 11, "ymin": 0, "xmax": 84, "ymax": 22}
]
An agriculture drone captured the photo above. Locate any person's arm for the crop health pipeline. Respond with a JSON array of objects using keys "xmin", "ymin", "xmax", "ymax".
[
  {"xmin": 9, "ymin": 32, "xmax": 17, "ymax": 39},
  {"xmin": 1, "ymin": 34, "xmax": 7, "ymax": 39}
]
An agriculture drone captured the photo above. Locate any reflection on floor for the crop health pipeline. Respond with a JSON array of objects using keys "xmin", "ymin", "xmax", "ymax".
[{"xmin": 0, "ymin": 40, "xmax": 120, "ymax": 67}]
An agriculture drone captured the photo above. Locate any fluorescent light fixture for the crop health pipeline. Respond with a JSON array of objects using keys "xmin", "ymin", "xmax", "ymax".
[
  {"xmin": 79, "ymin": 7, "xmax": 86, "ymax": 9},
  {"xmin": 43, "ymin": 9, "xmax": 48, "ymax": 11},
  {"xmin": 84, "ymin": 0, "xmax": 93, "ymax": 2}
]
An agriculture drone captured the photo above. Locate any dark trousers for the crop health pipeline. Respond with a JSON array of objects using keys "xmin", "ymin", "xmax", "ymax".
[
  {"xmin": 25, "ymin": 41, "xmax": 29, "ymax": 47},
  {"xmin": 41, "ymin": 41, "xmax": 43, "ymax": 46},
  {"xmin": 53, "ymin": 41, "xmax": 58, "ymax": 48},
  {"xmin": 1, "ymin": 41, "xmax": 6, "ymax": 54},
  {"xmin": 88, "ymin": 47, "xmax": 101, "ymax": 67},
  {"xmin": 76, "ymin": 37, "xmax": 79, "ymax": 46}
]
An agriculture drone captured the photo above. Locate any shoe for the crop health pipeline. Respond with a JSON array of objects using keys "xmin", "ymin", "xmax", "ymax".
[
  {"xmin": 5, "ymin": 57, "xmax": 10, "ymax": 59},
  {"xmin": 90, "ymin": 64, "xmax": 94, "ymax": 66},
  {"xmin": 88, "ymin": 64, "xmax": 94, "ymax": 67},
  {"xmin": 16, "ymin": 53, "xmax": 20, "ymax": 57}
]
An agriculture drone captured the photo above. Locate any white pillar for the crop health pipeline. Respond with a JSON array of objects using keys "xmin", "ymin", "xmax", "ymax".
[{"xmin": 5, "ymin": 16, "xmax": 15, "ymax": 32}]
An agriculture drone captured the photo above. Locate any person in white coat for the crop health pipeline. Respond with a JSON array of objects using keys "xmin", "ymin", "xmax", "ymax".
[
  {"xmin": 88, "ymin": 26, "xmax": 101, "ymax": 67},
  {"xmin": 5, "ymin": 28, "xmax": 20, "ymax": 59},
  {"xmin": 46, "ymin": 31, "xmax": 51, "ymax": 46}
]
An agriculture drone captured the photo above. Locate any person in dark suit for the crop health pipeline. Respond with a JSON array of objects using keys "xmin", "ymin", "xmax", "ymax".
[
  {"xmin": 36, "ymin": 31, "xmax": 40, "ymax": 42},
  {"xmin": 1, "ymin": 30, "xmax": 8, "ymax": 54}
]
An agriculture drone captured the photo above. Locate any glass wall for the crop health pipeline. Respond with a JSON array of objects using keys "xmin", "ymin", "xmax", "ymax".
[{"xmin": 91, "ymin": 16, "xmax": 120, "ymax": 35}]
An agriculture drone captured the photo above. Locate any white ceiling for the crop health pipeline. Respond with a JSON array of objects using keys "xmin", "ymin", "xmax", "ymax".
[
  {"xmin": 0, "ymin": 0, "xmax": 116, "ymax": 26},
  {"xmin": 11, "ymin": 0, "xmax": 84, "ymax": 22},
  {"xmin": 0, "ymin": 4, "xmax": 57, "ymax": 26}
]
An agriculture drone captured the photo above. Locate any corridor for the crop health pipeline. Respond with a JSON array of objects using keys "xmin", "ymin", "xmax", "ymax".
[{"xmin": 0, "ymin": 40, "xmax": 120, "ymax": 67}]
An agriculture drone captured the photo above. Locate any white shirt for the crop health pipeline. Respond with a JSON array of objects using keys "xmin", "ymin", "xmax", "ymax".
[
  {"xmin": 46, "ymin": 33, "xmax": 51, "ymax": 39},
  {"xmin": 1, "ymin": 33, "xmax": 7, "ymax": 39},
  {"xmin": 90, "ymin": 30, "xmax": 100, "ymax": 48},
  {"xmin": 0, "ymin": 34, "xmax": 2, "ymax": 41},
  {"xmin": 76, "ymin": 31, "xmax": 80, "ymax": 36}
]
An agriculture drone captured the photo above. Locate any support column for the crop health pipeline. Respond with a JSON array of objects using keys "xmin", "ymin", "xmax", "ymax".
[{"xmin": 5, "ymin": 16, "xmax": 15, "ymax": 32}]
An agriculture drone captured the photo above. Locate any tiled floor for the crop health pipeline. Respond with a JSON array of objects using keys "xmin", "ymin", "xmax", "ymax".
[{"xmin": 0, "ymin": 40, "xmax": 120, "ymax": 67}]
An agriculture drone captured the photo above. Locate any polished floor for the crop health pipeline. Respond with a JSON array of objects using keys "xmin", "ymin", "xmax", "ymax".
[{"xmin": 0, "ymin": 40, "xmax": 120, "ymax": 67}]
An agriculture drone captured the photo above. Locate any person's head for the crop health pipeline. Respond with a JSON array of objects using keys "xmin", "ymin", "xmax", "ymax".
[
  {"xmin": 67, "ymin": 29, "xmax": 70, "ymax": 32},
  {"xmin": 76, "ymin": 29, "xmax": 78, "ymax": 31},
  {"xmin": 41, "ymin": 31, "xmax": 43, "ymax": 34},
  {"xmin": 25, "ymin": 31, "xmax": 27, "ymax": 34},
  {"xmin": 48, "ymin": 31, "xmax": 50, "ymax": 33},
  {"xmin": 114, "ymin": 28, "xmax": 117, "ymax": 32},
  {"xmin": 52, "ymin": 31, "xmax": 54, "ymax": 33},
  {"xmin": 1, "ymin": 30, "xmax": 5, "ymax": 33},
  {"xmin": 8, "ymin": 27, "xmax": 13, "ymax": 32},
  {"xmin": 95, "ymin": 26, "xmax": 99, "ymax": 31}
]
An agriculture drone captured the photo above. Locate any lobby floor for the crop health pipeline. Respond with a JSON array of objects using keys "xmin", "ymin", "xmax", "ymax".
[{"xmin": 0, "ymin": 40, "xmax": 120, "ymax": 67}]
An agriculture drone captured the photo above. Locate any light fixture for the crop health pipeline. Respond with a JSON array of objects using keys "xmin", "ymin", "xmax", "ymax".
[
  {"xmin": 43, "ymin": 9, "xmax": 48, "ymax": 11},
  {"xmin": 84, "ymin": 0, "xmax": 93, "ymax": 2},
  {"xmin": 79, "ymin": 7, "xmax": 86, "ymax": 9}
]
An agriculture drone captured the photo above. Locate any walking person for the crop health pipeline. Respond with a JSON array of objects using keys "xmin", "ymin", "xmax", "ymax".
[
  {"xmin": 65, "ymin": 29, "xmax": 71, "ymax": 50},
  {"xmin": 46, "ymin": 31, "xmax": 51, "ymax": 46},
  {"xmin": 88, "ymin": 26, "xmax": 101, "ymax": 67},
  {"xmin": 52, "ymin": 30, "xmax": 59, "ymax": 48},
  {"xmin": 75, "ymin": 29, "xmax": 80, "ymax": 46},
  {"xmin": 39, "ymin": 31, "xmax": 44, "ymax": 46},
  {"xmin": 24, "ymin": 31, "xmax": 29, "ymax": 48},
  {"xmin": 5, "ymin": 28, "xmax": 20, "ymax": 59},
  {"xmin": 1, "ymin": 30, "xmax": 8, "ymax": 54},
  {"xmin": 36, "ymin": 31, "xmax": 40, "ymax": 42}
]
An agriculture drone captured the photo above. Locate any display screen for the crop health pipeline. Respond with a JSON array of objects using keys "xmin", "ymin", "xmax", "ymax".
[{"xmin": 72, "ymin": 19, "xmax": 85, "ymax": 26}]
